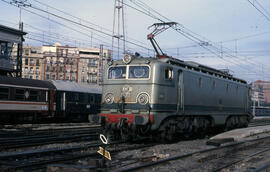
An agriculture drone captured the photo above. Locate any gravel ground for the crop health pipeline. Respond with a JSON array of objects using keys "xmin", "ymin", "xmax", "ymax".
[{"xmin": 109, "ymin": 138, "xmax": 213, "ymax": 172}]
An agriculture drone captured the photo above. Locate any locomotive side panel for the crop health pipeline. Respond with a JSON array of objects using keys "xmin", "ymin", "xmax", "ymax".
[{"xmin": 182, "ymin": 69, "xmax": 249, "ymax": 125}]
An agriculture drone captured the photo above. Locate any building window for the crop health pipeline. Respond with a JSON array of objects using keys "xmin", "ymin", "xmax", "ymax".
[
  {"xmin": 81, "ymin": 76, "xmax": 85, "ymax": 82},
  {"xmin": 36, "ymin": 59, "xmax": 40, "ymax": 66},
  {"xmin": 25, "ymin": 49, "xmax": 29, "ymax": 55},
  {"xmin": 30, "ymin": 58, "xmax": 34, "ymax": 66},
  {"xmin": 226, "ymin": 84, "xmax": 229, "ymax": 92},
  {"xmin": 36, "ymin": 67, "xmax": 40, "ymax": 74},
  {"xmin": 82, "ymin": 67, "xmax": 85, "ymax": 73},
  {"xmin": 30, "ymin": 75, "xmax": 33, "ymax": 79},
  {"xmin": 30, "ymin": 67, "xmax": 33, "ymax": 73},
  {"xmin": 25, "ymin": 58, "xmax": 28, "ymax": 65},
  {"xmin": 52, "ymin": 74, "xmax": 56, "ymax": 80},
  {"xmin": 36, "ymin": 76, "xmax": 39, "ymax": 80},
  {"xmin": 46, "ymin": 74, "xmax": 50, "ymax": 80},
  {"xmin": 24, "ymin": 67, "xmax": 28, "ymax": 73},
  {"xmin": 46, "ymin": 66, "xmax": 50, "ymax": 72}
]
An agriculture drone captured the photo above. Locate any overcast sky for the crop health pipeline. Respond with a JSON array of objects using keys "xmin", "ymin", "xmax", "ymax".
[{"xmin": 0, "ymin": 0, "xmax": 270, "ymax": 82}]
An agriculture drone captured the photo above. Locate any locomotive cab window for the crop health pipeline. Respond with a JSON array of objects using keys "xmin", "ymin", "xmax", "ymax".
[
  {"xmin": 108, "ymin": 66, "xmax": 126, "ymax": 79},
  {"xmin": 129, "ymin": 66, "xmax": 149, "ymax": 79},
  {"xmin": 165, "ymin": 68, "xmax": 173, "ymax": 80}
]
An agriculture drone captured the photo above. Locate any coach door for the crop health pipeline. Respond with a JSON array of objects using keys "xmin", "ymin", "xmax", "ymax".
[{"xmin": 177, "ymin": 70, "xmax": 183, "ymax": 113}]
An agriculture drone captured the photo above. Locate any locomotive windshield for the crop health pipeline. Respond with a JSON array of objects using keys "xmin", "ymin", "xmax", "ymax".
[
  {"xmin": 129, "ymin": 66, "xmax": 149, "ymax": 79},
  {"xmin": 108, "ymin": 65, "xmax": 150, "ymax": 79},
  {"xmin": 108, "ymin": 66, "xmax": 126, "ymax": 79}
]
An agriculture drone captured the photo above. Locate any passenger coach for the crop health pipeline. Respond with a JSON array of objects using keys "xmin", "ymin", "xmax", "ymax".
[{"xmin": 0, "ymin": 75, "xmax": 55, "ymax": 122}]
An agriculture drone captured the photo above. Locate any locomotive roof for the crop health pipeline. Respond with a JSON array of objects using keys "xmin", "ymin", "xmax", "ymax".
[
  {"xmin": 158, "ymin": 57, "xmax": 247, "ymax": 84},
  {"xmin": 0, "ymin": 75, "xmax": 55, "ymax": 89},
  {"xmin": 50, "ymin": 80, "xmax": 102, "ymax": 94},
  {"xmin": 111, "ymin": 56, "xmax": 246, "ymax": 84}
]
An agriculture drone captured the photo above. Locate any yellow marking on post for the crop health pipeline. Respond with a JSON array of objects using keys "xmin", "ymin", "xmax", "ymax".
[{"xmin": 97, "ymin": 146, "xmax": 112, "ymax": 160}]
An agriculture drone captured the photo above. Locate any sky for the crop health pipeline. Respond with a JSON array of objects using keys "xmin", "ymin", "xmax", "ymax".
[{"xmin": 0, "ymin": 0, "xmax": 270, "ymax": 82}]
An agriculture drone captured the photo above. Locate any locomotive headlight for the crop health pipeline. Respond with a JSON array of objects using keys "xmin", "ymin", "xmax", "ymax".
[
  {"xmin": 123, "ymin": 54, "xmax": 133, "ymax": 64},
  {"xmin": 105, "ymin": 93, "xmax": 114, "ymax": 104},
  {"xmin": 137, "ymin": 93, "xmax": 149, "ymax": 105}
]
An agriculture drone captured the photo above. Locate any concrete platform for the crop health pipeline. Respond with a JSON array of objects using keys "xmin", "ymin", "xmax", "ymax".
[{"xmin": 207, "ymin": 125, "xmax": 270, "ymax": 146}]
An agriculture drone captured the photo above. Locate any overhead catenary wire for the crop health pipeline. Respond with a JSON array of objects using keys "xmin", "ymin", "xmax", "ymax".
[
  {"xmin": 126, "ymin": 0, "xmax": 270, "ymax": 75},
  {"xmin": 1, "ymin": 0, "xmax": 155, "ymax": 57},
  {"xmin": 246, "ymin": 0, "xmax": 270, "ymax": 21},
  {"xmin": 31, "ymin": 0, "xmax": 150, "ymax": 49},
  {"xmin": 0, "ymin": 0, "xmax": 153, "ymax": 57}
]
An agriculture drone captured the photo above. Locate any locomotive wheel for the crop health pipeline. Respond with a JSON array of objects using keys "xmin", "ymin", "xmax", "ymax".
[{"xmin": 159, "ymin": 119, "xmax": 178, "ymax": 142}]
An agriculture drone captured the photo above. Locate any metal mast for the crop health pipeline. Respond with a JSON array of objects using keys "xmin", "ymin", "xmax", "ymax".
[
  {"xmin": 112, "ymin": 0, "xmax": 125, "ymax": 60},
  {"xmin": 98, "ymin": 44, "xmax": 104, "ymax": 85}
]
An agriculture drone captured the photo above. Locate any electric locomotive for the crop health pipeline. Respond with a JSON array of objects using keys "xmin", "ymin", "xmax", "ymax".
[{"xmin": 99, "ymin": 54, "xmax": 252, "ymax": 141}]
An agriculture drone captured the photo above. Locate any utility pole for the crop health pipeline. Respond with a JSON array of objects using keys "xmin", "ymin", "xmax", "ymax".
[
  {"xmin": 98, "ymin": 44, "xmax": 104, "ymax": 85},
  {"xmin": 112, "ymin": 0, "xmax": 125, "ymax": 59},
  {"xmin": 16, "ymin": 22, "xmax": 23, "ymax": 77},
  {"xmin": 11, "ymin": 0, "xmax": 31, "ymax": 77}
]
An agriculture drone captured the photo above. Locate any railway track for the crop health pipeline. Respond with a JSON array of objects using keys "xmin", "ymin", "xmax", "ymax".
[
  {"xmin": 110, "ymin": 135, "xmax": 270, "ymax": 172},
  {"xmin": 0, "ymin": 125, "xmax": 101, "ymax": 150},
  {"xmin": 249, "ymin": 117, "xmax": 270, "ymax": 127},
  {"xmin": 0, "ymin": 139, "xmax": 153, "ymax": 171}
]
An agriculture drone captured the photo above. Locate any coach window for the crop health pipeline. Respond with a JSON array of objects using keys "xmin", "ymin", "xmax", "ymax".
[
  {"xmin": 15, "ymin": 89, "xmax": 25, "ymax": 100},
  {"xmin": 89, "ymin": 95, "xmax": 95, "ymax": 104},
  {"xmin": 165, "ymin": 68, "xmax": 173, "ymax": 80},
  {"xmin": 74, "ymin": 93, "xmax": 79, "ymax": 101},
  {"xmin": 0, "ymin": 87, "xmax": 9, "ymax": 100},
  {"xmin": 40, "ymin": 91, "xmax": 46, "ymax": 102},
  {"xmin": 29, "ymin": 90, "xmax": 39, "ymax": 101}
]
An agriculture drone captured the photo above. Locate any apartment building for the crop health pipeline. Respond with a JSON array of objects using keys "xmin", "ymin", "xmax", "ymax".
[
  {"xmin": 12, "ymin": 44, "xmax": 111, "ymax": 85},
  {"xmin": 252, "ymin": 80, "xmax": 270, "ymax": 104}
]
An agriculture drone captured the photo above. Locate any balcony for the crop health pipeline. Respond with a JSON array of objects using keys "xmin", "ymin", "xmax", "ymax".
[{"xmin": 88, "ymin": 63, "xmax": 98, "ymax": 67}]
